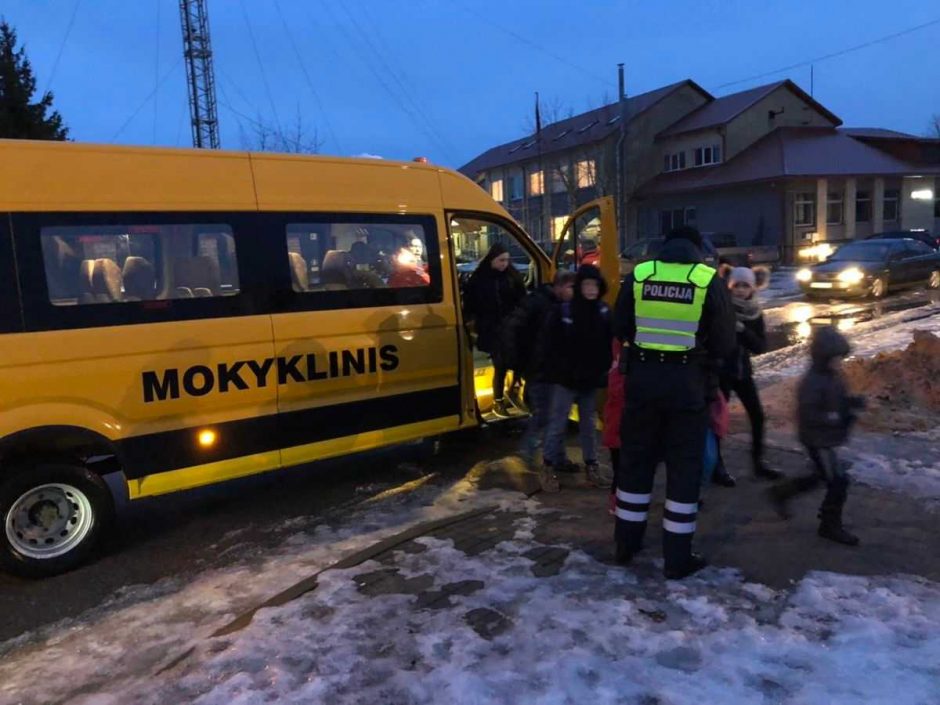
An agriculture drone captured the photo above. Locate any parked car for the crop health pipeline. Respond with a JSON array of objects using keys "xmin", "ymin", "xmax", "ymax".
[
  {"xmin": 620, "ymin": 236, "xmax": 718, "ymax": 276},
  {"xmin": 866, "ymin": 230, "xmax": 940, "ymax": 250},
  {"xmin": 702, "ymin": 231, "xmax": 781, "ymax": 268},
  {"xmin": 796, "ymin": 238, "xmax": 940, "ymax": 298}
]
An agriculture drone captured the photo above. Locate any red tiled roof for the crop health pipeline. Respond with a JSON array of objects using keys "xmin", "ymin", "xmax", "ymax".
[
  {"xmin": 637, "ymin": 127, "xmax": 940, "ymax": 197},
  {"xmin": 459, "ymin": 80, "xmax": 711, "ymax": 177},
  {"xmin": 657, "ymin": 80, "xmax": 841, "ymax": 139}
]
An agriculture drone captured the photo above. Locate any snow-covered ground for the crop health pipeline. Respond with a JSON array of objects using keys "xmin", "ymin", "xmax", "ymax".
[{"xmin": 2, "ymin": 484, "xmax": 939, "ymax": 705}]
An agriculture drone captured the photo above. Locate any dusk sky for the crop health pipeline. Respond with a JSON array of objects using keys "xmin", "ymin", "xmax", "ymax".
[{"xmin": 4, "ymin": 0, "xmax": 939, "ymax": 168}]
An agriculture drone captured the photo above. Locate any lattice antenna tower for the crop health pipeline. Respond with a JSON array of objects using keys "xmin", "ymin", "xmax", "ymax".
[{"xmin": 179, "ymin": 0, "xmax": 220, "ymax": 148}]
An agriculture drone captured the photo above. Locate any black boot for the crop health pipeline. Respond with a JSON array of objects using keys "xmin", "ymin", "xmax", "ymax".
[
  {"xmin": 664, "ymin": 553, "xmax": 708, "ymax": 580},
  {"xmin": 712, "ymin": 465, "xmax": 737, "ymax": 487},
  {"xmin": 818, "ymin": 506, "xmax": 859, "ymax": 546},
  {"xmin": 615, "ymin": 540, "xmax": 634, "ymax": 566},
  {"xmin": 754, "ymin": 460, "xmax": 783, "ymax": 481}
]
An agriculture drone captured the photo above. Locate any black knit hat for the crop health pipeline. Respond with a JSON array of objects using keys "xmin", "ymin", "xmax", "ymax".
[
  {"xmin": 575, "ymin": 263, "xmax": 608, "ymax": 299},
  {"xmin": 666, "ymin": 225, "xmax": 704, "ymax": 250}
]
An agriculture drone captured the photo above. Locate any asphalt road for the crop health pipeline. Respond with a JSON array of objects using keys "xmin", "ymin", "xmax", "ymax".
[{"xmin": 0, "ymin": 429, "xmax": 507, "ymax": 642}]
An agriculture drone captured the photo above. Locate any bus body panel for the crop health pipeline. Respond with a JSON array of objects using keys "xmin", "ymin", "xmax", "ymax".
[
  {"xmin": 0, "ymin": 140, "xmax": 257, "ymax": 212},
  {"xmin": 0, "ymin": 140, "xmax": 547, "ymax": 503}
]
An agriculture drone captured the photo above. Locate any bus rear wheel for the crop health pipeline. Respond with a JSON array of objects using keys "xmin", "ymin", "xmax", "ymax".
[{"xmin": 1, "ymin": 463, "xmax": 114, "ymax": 578}]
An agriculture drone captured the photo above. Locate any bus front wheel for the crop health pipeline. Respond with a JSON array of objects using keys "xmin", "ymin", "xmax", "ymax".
[{"xmin": 1, "ymin": 463, "xmax": 114, "ymax": 578}]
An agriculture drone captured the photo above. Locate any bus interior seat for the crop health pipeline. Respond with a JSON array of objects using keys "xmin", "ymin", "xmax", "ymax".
[
  {"xmin": 122, "ymin": 256, "xmax": 156, "ymax": 300},
  {"xmin": 175, "ymin": 286, "xmax": 194, "ymax": 298},
  {"xmin": 192, "ymin": 287, "xmax": 213, "ymax": 297},
  {"xmin": 288, "ymin": 251, "xmax": 309, "ymax": 291},
  {"xmin": 90, "ymin": 258, "xmax": 124, "ymax": 302},
  {"xmin": 78, "ymin": 259, "xmax": 96, "ymax": 304},
  {"xmin": 173, "ymin": 256, "xmax": 222, "ymax": 296},
  {"xmin": 320, "ymin": 250, "xmax": 351, "ymax": 289}
]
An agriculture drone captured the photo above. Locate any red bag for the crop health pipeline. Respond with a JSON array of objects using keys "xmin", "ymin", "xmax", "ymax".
[{"xmin": 710, "ymin": 391, "xmax": 730, "ymax": 438}]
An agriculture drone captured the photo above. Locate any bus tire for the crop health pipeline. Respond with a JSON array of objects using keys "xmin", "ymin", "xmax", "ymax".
[{"xmin": 1, "ymin": 463, "xmax": 115, "ymax": 578}]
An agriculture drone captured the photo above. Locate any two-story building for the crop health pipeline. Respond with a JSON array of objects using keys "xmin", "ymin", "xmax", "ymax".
[{"xmin": 461, "ymin": 78, "xmax": 940, "ymax": 263}]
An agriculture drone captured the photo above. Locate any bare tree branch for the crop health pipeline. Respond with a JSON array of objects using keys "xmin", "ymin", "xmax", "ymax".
[{"xmin": 239, "ymin": 106, "xmax": 322, "ymax": 153}]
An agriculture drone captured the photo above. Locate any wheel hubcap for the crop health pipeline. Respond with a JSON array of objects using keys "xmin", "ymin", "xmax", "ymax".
[{"xmin": 5, "ymin": 483, "xmax": 94, "ymax": 559}]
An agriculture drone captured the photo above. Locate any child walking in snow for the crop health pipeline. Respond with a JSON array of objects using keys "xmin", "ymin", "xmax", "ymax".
[{"xmin": 769, "ymin": 325, "xmax": 866, "ymax": 545}]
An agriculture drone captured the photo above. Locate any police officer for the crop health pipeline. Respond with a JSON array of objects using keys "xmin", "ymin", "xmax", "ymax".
[{"xmin": 613, "ymin": 226, "xmax": 735, "ymax": 579}]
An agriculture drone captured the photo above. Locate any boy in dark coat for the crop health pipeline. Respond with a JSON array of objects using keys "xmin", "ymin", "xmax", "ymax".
[
  {"xmin": 769, "ymin": 325, "xmax": 865, "ymax": 545},
  {"xmin": 541, "ymin": 265, "xmax": 613, "ymax": 487},
  {"xmin": 503, "ymin": 272, "xmax": 577, "ymax": 473}
]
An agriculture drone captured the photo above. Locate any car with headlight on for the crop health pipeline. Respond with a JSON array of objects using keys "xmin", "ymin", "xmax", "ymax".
[{"xmin": 796, "ymin": 238, "xmax": 940, "ymax": 299}]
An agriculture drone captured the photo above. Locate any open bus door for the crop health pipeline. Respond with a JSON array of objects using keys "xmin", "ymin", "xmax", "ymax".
[{"xmin": 550, "ymin": 196, "xmax": 621, "ymax": 303}]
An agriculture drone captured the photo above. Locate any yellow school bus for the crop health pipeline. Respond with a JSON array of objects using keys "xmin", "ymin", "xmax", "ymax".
[{"xmin": 0, "ymin": 140, "xmax": 620, "ymax": 577}]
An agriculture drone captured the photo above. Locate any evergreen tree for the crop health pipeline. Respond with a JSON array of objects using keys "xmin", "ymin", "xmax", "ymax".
[{"xmin": 0, "ymin": 19, "xmax": 69, "ymax": 140}]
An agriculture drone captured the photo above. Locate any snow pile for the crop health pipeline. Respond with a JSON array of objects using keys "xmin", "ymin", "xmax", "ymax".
[{"xmin": 843, "ymin": 330, "xmax": 940, "ymax": 433}]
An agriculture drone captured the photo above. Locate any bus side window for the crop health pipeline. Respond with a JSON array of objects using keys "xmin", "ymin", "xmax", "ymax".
[{"xmin": 39, "ymin": 223, "xmax": 240, "ymax": 305}]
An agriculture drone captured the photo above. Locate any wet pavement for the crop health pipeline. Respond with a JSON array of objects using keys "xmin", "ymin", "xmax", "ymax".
[{"xmin": 762, "ymin": 280, "xmax": 939, "ymax": 352}]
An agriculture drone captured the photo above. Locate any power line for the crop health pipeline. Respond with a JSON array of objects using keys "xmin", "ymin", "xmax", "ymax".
[
  {"xmin": 111, "ymin": 57, "xmax": 183, "ymax": 141},
  {"xmin": 322, "ymin": 0, "xmax": 454, "ymax": 160},
  {"xmin": 217, "ymin": 97, "xmax": 322, "ymax": 153},
  {"xmin": 43, "ymin": 0, "xmax": 83, "ymax": 95},
  {"xmin": 341, "ymin": 1, "xmax": 457, "ymax": 160},
  {"xmin": 454, "ymin": 1, "xmax": 615, "ymax": 89},
  {"xmin": 716, "ymin": 16, "xmax": 940, "ymax": 90},
  {"xmin": 238, "ymin": 0, "xmax": 283, "ymax": 139},
  {"xmin": 272, "ymin": 0, "xmax": 342, "ymax": 152}
]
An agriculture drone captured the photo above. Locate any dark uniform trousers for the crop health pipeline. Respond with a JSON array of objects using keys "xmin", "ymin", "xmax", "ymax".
[{"xmin": 615, "ymin": 358, "xmax": 708, "ymax": 573}]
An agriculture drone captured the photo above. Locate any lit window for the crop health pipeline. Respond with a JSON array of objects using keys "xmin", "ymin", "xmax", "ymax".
[
  {"xmin": 551, "ymin": 216, "xmax": 569, "ymax": 240},
  {"xmin": 576, "ymin": 160, "xmax": 595, "ymax": 188},
  {"xmin": 490, "ymin": 179, "xmax": 504, "ymax": 202},
  {"xmin": 529, "ymin": 170, "xmax": 544, "ymax": 196}
]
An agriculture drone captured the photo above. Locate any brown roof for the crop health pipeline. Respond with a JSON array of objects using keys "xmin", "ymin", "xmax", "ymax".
[
  {"xmin": 459, "ymin": 80, "xmax": 711, "ymax": 177},
  {"xmin": 637, "ymin": 127, "xmax": 940, "ymax": 197},
  {"xmin": 657, "ymin": 80, "xmax": 841, "ymax": 139}
]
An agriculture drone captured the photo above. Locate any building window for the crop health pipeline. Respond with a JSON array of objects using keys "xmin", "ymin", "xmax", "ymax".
[
  {"xmin": 507, "ymin": 174, "xmax": 523, "ymax": 202},
  {"xmin": 794, "ymin": 192, "xmax": 815, "ymax": 226},
  {"xmin": 551, "ymin": 215, "xmax": 569, "ymax": 240},
  {"xmin": 826, "ymin": 191, "xmax": 843, "ymax": 225},
  {"xmin": 576, "ymin": 159, "xmax": 595, "ymax": 188},
  {"xmin": 551, "ymin": 166, "xmax": 568, "ymax": 193},
  {"xmin": 490, "ymin": 179, "xmax": 504, "ymax": 202},
  {"xmin": 659, "ymin": 208, "xmax": 692, "ymax": 235},
  {"xmin": 529, "ymin": 170, "xmax": 544, "ymax": 197},
  {"xmin": 664, "ymin": 152, "xmax": 687, "ymax": 173},
  {"xmin": 884, "ymin": 189, "xmax": 900, "ymax": 221},
  {"xmin": 856, "ymin": 190, "xmax": 871, "ymax": 223},
  {"xmin": 693, "ymin": 144, "xmax": 722, "ymax": 167}
]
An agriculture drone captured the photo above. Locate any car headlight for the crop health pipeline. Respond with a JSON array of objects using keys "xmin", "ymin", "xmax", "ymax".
[
  {"xmin": 837, "ymin": 267, "xmax": 864, "ymax": 285},
  {"xmin": 796, "ymin": 268, "xmax": 813, "ymax": 283}
]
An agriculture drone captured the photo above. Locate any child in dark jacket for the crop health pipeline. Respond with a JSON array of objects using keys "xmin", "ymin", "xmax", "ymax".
[
  {"xmin": 541, "ymin": 265, "xmax": 613, "ymax": 487},
  {"xmin": 769, "ymin": 326, "xmax": 865, "ymax": 545}
]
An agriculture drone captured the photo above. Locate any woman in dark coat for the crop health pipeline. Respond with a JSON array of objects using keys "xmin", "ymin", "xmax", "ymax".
[{"xmin": 463, "ymin": 243, "xmax": 526, "ymax": 416}]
